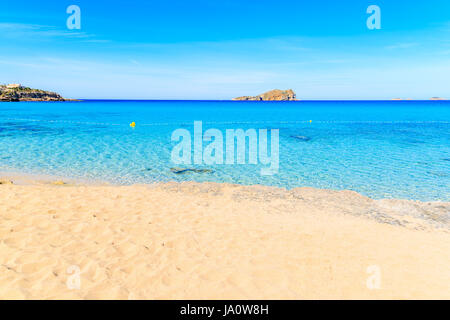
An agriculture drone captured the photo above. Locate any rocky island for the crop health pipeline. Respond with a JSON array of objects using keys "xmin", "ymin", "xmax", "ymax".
[
  {"xmin": 0, "ymin": 84, "xmax": 69, "ymax": 102},
  {"xmin": 233, "ymin": 89, "xmax": 297, "ymax": 101}
]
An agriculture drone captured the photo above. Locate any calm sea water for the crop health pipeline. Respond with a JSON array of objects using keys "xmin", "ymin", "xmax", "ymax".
[{"xmin": 0, "ymin": 100, "xmax": 449, "ymax": 201}]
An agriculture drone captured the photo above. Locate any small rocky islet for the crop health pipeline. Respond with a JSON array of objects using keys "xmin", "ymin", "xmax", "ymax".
[{"xmin": 232, "ymin": 89, "xmax": 297, "ymax": 101}]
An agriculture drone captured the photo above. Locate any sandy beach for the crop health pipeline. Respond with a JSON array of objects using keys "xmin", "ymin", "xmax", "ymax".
[{"xmin": 0, "ymin": 178, "xmax": 449, "ymax": 299}]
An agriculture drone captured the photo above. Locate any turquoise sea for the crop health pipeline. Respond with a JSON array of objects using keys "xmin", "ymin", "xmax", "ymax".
[{"xmin": 0, "ymin": 100, "xmax": 449, "ymax": 201}]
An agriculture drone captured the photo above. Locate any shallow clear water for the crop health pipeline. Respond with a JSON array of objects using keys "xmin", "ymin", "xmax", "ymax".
[{"xmin": 0, "ymin": 100, "xmax": 449, "ymax": 201}]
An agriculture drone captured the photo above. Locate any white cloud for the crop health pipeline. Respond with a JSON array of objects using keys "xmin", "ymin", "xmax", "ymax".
[
  {"xmin": 385, "ymin": 42, "xmax": 419, "ymax": 50},
  {"xmin": 0, "ymin": 22, "xmax": 104, "ymax": 41}
]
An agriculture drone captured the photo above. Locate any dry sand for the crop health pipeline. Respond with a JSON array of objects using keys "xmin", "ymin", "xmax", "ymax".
[{"xmin": 0, "ymin": 179, "xmax": 449, "ymax": 299}]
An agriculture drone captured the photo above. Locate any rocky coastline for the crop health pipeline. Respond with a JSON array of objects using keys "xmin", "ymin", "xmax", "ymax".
[{"xmin": 0, "ymin": 84, "xmax": 73, "ymax": 102}]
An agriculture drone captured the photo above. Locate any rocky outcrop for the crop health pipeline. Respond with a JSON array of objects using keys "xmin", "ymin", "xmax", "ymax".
[
  {"xmin": 233, "ymin": 89, "xmax": 297, "ymax": 101},
  {"xmin": 0, "ymin": 84, "xmax": 68, "ymax": 102},
  {"xmin": 290, "ymin": 135, "xmax": 311, "ymax": 141},
  {"xmin": 170, "ymin": 167, "xmax": 214, "ymax": 174}
]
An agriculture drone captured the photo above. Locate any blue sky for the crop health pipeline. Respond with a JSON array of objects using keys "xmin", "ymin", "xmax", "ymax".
[{"xmin": 1, "ymin": 0, "xmax": 450, "ymax": 99}]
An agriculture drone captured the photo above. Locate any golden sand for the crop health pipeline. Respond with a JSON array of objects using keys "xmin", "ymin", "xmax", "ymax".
[{"xmin": 0, "ymin": 180, "xmax": 449, "ymax": 299}]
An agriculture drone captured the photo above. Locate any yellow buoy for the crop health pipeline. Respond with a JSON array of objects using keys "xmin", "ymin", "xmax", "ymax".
[
  {"xmin": 130, "ymin": 122, "xmax": 136, "ymax": 128},
  {"xmin": 309, "ymin": 120, "xmax": 312, "ymax": 123}
]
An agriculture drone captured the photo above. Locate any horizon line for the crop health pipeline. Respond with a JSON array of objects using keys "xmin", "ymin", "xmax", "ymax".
[{"xmin": 63, "ymin": 98, "xmax": 449, "ymax": 102}]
